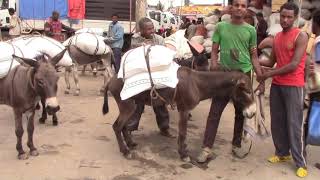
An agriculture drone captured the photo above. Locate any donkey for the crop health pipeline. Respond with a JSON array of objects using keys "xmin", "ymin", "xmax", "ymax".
[
  {"xmin": 8, "ymin": 36, "xmax": 114, "ymax": 125},
  {"xmin": 36, "ymin": 45, "xmax": 114, "ymax": 126},
  {"xmin": 102, "ymin": 49, "xmax": 256, "ymax": 162},
  {"xmin": 0, "ymin": 49, "xmax": 66, "ymax": 159}
]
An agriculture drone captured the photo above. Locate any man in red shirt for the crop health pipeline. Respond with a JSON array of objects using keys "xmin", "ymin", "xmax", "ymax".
[
  {"xmin": 258, "ymin": 2, "xmax": 309, "ymax": 178},
  {"xmin": 44, "ymin": 11, "xmax": 74, "ymax": 42}
]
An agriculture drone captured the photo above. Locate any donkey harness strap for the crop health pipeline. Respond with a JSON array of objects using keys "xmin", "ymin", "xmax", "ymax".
[{"xmin": 143, "ymin": 45, "xmax": 176, "ymax": 110}]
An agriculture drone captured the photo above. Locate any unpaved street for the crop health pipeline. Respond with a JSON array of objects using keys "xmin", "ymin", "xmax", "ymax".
[{"xmin": 0, "ymin": 72, "xmax": 319, "ymax": 180}]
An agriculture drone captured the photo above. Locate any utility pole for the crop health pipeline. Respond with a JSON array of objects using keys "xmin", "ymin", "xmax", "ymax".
[{"xmin": 136, "ymin": 0, "xmax": 147, "ymax": 32}]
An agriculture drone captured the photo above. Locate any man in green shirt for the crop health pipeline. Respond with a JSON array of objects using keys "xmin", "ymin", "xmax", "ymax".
[{"xmin": 197, "ymin": 0, "xmax": 263, "ymax": 163}]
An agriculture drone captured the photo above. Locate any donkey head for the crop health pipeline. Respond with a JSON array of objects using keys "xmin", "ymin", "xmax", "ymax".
[
  {"xmin": 187, "ymin": 41, "xmax": 209, "ymax": 71},
  {"xmin": 231, "ymin": 73, "xmax": 256, "ymax": 119},
  {"xmin": 13, "ymin": 49, "xmax": 67, "ymax": 115}
]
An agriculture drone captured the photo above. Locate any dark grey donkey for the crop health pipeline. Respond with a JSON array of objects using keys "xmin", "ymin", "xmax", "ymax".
[{"xmin": 0, "ymin": 49, "xmax": 66, "ymax": 159}]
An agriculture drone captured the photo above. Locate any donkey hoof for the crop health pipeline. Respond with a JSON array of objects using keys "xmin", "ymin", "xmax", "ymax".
[
  {"xmin": 197, "ymin": 147, "xmax": 213, "ymax": 163},
  {"xmin": 64, "ymin": 89, "xmax": 71, "ymax": 94},
  {"xmin": 231, "ymin": 146, "xmax": 247, "ymax": 159},
  {"xmin": 74, "ymin": 90, "xmax": 80, "ymax": 96},
  {"xmin": 30, "ymin": 149, "xmax": 39, "ymax": 156},
  {"xmin": 52, "ymin": 121, "xmax": 58, "ymax": 126},
  {"xmin": 124, "ymin": 152, "xmax": 134, "ymax": 160},
  {"xmin": 127, "ymin": 142, "xmax": 138, "ymax": 150},
  {"xmin": 39, "ymin": 117, "xmax": 46, "ymax": 124},
  {"xmin": 181, "ymin": 156, "xmax": 191, "ymax": 163},
  {"xmin": 18, "ymin": 153, "xmax": 29, "ymax": 160}
]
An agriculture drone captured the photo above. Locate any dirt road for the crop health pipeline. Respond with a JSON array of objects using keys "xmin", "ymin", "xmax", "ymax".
[{"xmin": 0, "ymin": 73, "xmax": 319, "ymax": 180}]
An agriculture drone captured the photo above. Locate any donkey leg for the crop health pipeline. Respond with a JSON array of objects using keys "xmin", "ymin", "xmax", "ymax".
[
  {"xmin": 178, "ymin": 111, "xmax": 190, "ymax": 162},
  {"xmin": 52, "ymin": 113, "xmax": 58, "ymax": 126},
  {"xmin": 112, "ymin": 118, "xmax": 131, "ymax": 158},
  {"xmin": 122, "ymin": 127, "xmax": 137, "ymax": 149},
  {"xmin": 82, "ymin": 65, "xmax": 86, "ymax": 75},
  {"xmin": 39, "ymin": 98, "xmax": 47, "ymax": 124},
  {"xmin": 100, "ymin": 55, "xmax": 114, "ymax": 94},
  {"xmin": 72, "ymin": 64, "xmax": 80, "ymax": 96},
  {"xmin": 27, "ymin": 111, "xmax": 39, "ymax": 156},
  {"xmin": 13, "ymin": 110, "xmax": 28, "ymax": 160},
  {"xmin": 64, "ymin": 66, "xmax": 72, "ymax": 94},
  {"xmin": 91, "ymin": 63, "xmax": 97, "ymax": 76}
]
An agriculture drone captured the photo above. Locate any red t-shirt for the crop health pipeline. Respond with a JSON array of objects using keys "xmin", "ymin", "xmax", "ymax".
[{"xmin": 272, "ymin": 28, "xmax": 306, "ymax": 87}]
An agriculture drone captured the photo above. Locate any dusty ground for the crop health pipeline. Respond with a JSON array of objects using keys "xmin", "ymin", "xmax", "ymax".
[{"xmin": 0, "ymin": 72, "xmax": 319, "ymax": 180}]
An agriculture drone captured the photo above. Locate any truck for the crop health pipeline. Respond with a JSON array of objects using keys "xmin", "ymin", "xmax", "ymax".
[
  {"xmin": 146, "ymin": 9, "xmax": 180, "ymax": 36},
  {"xmin": 0, "ymin": 0, "xmax": 136, "ymax": 34}
]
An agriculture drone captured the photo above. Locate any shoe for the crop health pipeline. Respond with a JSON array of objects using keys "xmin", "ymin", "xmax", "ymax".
[
  {"xmin": 197, "ymin": 147, "xmax": 213, "ymax": 163},
  {"xmin": 267, "ymin": 155, "xmax": 292, "ymax": 163},
  {"xmin": 296, "ymin": 167, "xmax": 308, "ymax": 178},
  {"xmin": 160, "ymin": 129, "xmax": 175, "ymax": 138}
]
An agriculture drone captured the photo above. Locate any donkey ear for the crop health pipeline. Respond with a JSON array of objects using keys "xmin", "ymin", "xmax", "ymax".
[
  {"xmin": 12, "ymin": 54, "xmax": 39, "ymax": 68},
  {"xmin": 187, "ymin": 41, "xmax": 200, "ymax": 56},
  {"xmin": 51, "ymin": 48, "xmax": 67, "ymax": 66}
]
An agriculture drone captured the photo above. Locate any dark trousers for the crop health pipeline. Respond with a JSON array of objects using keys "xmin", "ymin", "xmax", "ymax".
[
  {"xmin": 126, "ymin": 103, "xmax": 170, "ymax": 132},
  {"xmin": 202, "ymin": 71, "xmax": 251, "ymax": 149},
  {"xmin": 112, "ymin": 48, "xmax": 122, "ymax": 73},
  {"xmin": 202, "ymin": 96, "xmax": 245, "ymax": 148},
  {"xmin": 270, "ymin": 84, "xmax": 307, "ymax": 168}
]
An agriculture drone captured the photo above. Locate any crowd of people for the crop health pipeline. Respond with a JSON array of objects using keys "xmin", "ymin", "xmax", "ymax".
[{"xmin": 3, "ymin": 0, "xmax": 320, "ymax": 178}]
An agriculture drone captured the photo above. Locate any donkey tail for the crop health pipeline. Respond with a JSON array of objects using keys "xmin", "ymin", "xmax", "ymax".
[{"xmin": 102, "ymin": 86, "xmax": 109, "ymax": 115}]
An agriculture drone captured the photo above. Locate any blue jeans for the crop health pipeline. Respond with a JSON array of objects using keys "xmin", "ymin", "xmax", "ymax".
[{"xmin": 112, "ymin": 48, "xmax": 122, "ymax": 73}]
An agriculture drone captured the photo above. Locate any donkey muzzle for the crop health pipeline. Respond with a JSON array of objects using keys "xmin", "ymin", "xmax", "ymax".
[
  {"xmin": 243, "ymin": 102, "xmax": 256, "ymax": 119},
  {"xmin": 46, "ymin": 106, "xmax": 60, "ymax": 115},
  {"xmin": 45, "ymin": 97, "xmax": 60, "ymax": 115}
]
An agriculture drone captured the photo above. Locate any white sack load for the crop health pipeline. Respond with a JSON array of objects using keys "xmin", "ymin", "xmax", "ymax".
[
  {"xmin": 268, "ymin": 13, "xmax": 280, "ymax": 26},
  {"xmin": 63, "ymin": 33, "xmax": 110, "ymax": 55},
  {"xmin": 205, "ymin": 24, "xmax": 216, "ymax": 32},
  {"xmin": 0, "ymin": 42, "xmax": 23, "ymax": 78},
  {"xmin": 190, "ymin": 35, "xmax": 204, "ymax": 45},
  {"xmin": 120, "ymin": 62, "xmax": 180, "ymax": 100},
  {"xmin": 207, "ymin": 31, "xmax": 214, "ymax": 39},
  {"xmin": 221, "ymin": 14, "xmax": 231, "ymax": 22},
  {"xmin": 164, "ymin": 29, "xmax": 193, "ymax": 59},
  {"xmin": 203, "ymin": 38, "xmax": 213, "ymax": 47},
  {"xmin": 203, "ymin": 38, "xmax": 213, "ymax": 53},
  {"xmin": 204, "ymin": 15, "xmax": 219, "ymax": 25},
  {"xmin": 75, "ymin": 28, "xmax": 105, "ymax": 36},
  {"xmin": 118, "ymin": 45, "xmax": 176, "ymax": 79},
  {"xmin": 10, "ymin": 36, "xmax": 72, "ymax": 67},
  {"xmin": 267, "ymin": 24, "xmax": 282, "ymax": 37},
  {"xmin": 1, "ymin": 41, "xmax": 41, "ymax": 59}
]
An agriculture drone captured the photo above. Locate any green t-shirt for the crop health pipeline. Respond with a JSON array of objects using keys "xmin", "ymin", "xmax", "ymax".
[{"xmin": 212, "ymin": 21, "xmax": 257, "ymax": 73}]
